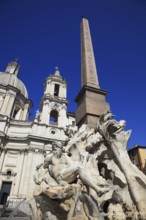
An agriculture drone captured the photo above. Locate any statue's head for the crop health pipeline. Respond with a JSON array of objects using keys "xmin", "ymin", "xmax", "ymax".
[
  {"xmin": 52, "ymin": 141, "xmax": 63, "ymax": 149},
  {"xmin": 98, "ymin": 111, "xmax": 131, "ymax": 148},
  {"xmin": 52, "ymin": 141, "xmax": 64, "ymax": 157}
]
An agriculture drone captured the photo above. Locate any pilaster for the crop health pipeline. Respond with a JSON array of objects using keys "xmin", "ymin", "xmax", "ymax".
[
  {"xmin": 41, "ymin": 100, "xmax": 49, "ymax": 124},
  {"xmin": 14, "ymin": 151, "xmax": 25, "ymax": 196},
  {"xmin": 0, "ymin": 148, "xmax": 6, "ymax": 173},
  {"xmin": 21, "ymin": 103, "xmax": 29, "ymax": 120},
  {"xmin": 1, "ymin": 92, "xmax": 15, "ymax": 116}
]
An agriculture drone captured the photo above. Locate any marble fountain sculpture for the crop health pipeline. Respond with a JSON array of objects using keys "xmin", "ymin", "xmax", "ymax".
[{"xmin": 31, "ymin": 111, "xmax": 146, "ymax": 220}]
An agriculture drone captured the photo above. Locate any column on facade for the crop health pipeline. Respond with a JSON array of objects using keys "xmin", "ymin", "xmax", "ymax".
[
  {"xmin": 0, "ymin": 149, "xmax": 6, "ymax": 173},
  {"xmin": 18, "ymin": 149, "xmax": 33, "ymax": 197},
  {"xmin": 0, "ymin": 95, "xmax": 4, "ymax": 111},
  {"xmin": 12, "ymin": 151, "xmax": 25, "ymax": 196},
  {"xmin": 58, "ymin": 104, "xmax": 67, "ymax": 127},
  {"xmin": 41, "ymin": 100, "xmax": 49, "ymax": 124},
  {"xmin": 49, "ymin": 82, "xmax": 55, "ymax": 96},
  {"xmin": 21, "ymin": 103, "xmax": 29, "ymax": 120},
  {"xmin": 58, "ymin": 85, "xmax": 63, "ymax": 99},
  {"xmin": 59, "ymin": 85, "xmax": 66, "ymax": 99},
  {"xmin": 45, "ymin": 80, "xmax": 53, "ymax": 95},
  {"xmin": 63, "ymin": 85, "xmax": 67, "ymax": 99},
  {"xmin": 1, "ymin": 92, "xmax": 15, "ymax": 116},
  {"xmin": 27, "ymin": 150, "xmax": 44, "ymax": 196},
  {"xmin": 0, "ymin": 148, "xmax": 6, "ymax": 191},
  {"xmin": 23, "ymin": 149, "xmax": 33, "ymax": 196},
  {"xmin": 6, "ymin": 93, "xmax": 16, "ymax": 116},
  {"xmin": 48, "ymin": 109, "xmax": 51, "ymax": 124}
]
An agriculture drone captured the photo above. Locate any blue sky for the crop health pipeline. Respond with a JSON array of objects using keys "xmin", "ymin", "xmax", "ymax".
[{"xmin": 0, "ymin": 0, "xmax": 146, "ymax": 149}]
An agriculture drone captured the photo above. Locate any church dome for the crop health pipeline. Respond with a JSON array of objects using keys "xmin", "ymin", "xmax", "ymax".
[
  {"xmin": 0, "ymin": 60, "xmax": 28, "ymax": 99},
  {"xmin": 0, "ymin": 72, "xmax": 28, "ymax": 99}
]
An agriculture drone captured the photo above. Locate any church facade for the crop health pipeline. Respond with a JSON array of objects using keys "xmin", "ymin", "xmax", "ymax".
[
  {"xmin": 0, "ymin": 61, "xmax": 76, "ymax": 205},
  {"xmin": 0, "ymin": 18, "xmax": 109, "ymax": 207}
]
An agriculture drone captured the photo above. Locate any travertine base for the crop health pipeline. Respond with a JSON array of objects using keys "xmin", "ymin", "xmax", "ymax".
[{"xmin": 75, "ymin": 85, "xmax": 110, "ymax": 128}]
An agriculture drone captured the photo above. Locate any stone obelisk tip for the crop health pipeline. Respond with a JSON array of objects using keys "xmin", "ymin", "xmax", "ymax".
[{"xmin": 81, "ymin": 18, "xmax": 100, "ymax": 88}]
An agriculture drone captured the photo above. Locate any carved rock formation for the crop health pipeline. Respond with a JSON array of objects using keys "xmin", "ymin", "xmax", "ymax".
[{"xmin": 31, "ymin": 111, "xmax": 146, "ymax": 220}]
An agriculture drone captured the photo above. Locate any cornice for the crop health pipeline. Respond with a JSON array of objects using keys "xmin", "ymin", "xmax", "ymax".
[
  {"xmin": 47, "ymin": 75, "xmax": 67, "ymax": 85},
  {"xmin": 75, "ymin": 85, "xmax": 108, "ymax": 102},
  {"xmin": 1, "ymin": 170, "xmax": 17, "ymax": 177},
  {"xmin": 0, "ymin": 146, "xmax": 46, "ymax": 154},
  {"xmin": 10, "ymin": 119, "xmax": 33, "ymax": 127},
  {"xmin": 0, "ymin": 114, "xmax": 33, "ymax": 127},
  {"xmin": 41, "ymin": 95, "xmax": 68, "ymax": 105}
]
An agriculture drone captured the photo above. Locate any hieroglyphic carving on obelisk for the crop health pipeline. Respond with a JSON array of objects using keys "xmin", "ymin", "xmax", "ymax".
[{"xmin": 81, "ymin": 18, "xmax": 100, "ymax": 88}]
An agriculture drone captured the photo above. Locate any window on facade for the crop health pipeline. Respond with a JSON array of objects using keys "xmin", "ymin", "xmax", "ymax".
[
  {"xmin": 12, "ymin": 109, "xmax": 18, "ymax": 118},
  {"xmin": 12, "ymin": 105, "xmax": 21, "ymax": 119},
  {"xmin": 6, "ymin": 170, "xmax": 12, "ymax": 176},
  {"xmin": 0, "ymin": 182, "xmax": 12, "ymax": 205},
  {"xmin": 50, "ymin": 110, "xmax": 58, "ymax": 124},
  {"xmin": 54, "ymin": 84, "xmax": 60, "ymax": 97}
]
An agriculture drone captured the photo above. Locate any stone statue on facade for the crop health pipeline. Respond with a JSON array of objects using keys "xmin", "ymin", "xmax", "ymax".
[{"xmin": 31, "ymin": 111, "xmax": 146, "ymax": 220}]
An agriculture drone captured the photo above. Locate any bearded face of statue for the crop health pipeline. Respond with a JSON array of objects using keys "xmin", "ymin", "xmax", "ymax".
[
  {"xmin": 52, "ymin": 142, "xmax": 63, "ymax": 158},
  {"xmin": 53, "ymin": 147, "xmax": 62, "ymax": 158}
]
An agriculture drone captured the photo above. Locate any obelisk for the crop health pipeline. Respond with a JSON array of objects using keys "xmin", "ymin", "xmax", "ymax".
[
  {"xmin": 75, "ymin": 18, "xmax": 110, "ymax": 128},
  {"xmin": 81, "ymin": 18, "xmax": 100, "ymax": 89}
]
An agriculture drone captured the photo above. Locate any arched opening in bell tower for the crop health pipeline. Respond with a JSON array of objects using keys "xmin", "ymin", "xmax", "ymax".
[
  {"xmin": 49, "ymin": 110, "xmax": 58, "ymax": 124},
  {"xmin": 54, "ymin": 84, "xmax": 60, "ymax": 97}
]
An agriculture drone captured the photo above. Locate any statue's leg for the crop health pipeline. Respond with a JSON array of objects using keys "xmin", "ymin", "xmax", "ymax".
[
  {"xmin": 79, "ymin": 169, "xmax": 109, "ymax": 196},
  {"xmin": 59, "ymin": 165, "xmax": 80, "ymax": 184}
]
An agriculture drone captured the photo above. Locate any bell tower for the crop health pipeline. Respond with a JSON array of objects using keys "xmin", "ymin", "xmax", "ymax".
[
  {"xmin": 75, "ymin": 18, "xmax": 110, "ymax": 128},
  {"xmin": 39, "ymin": 67, "xmax": 68, "ymax": 128}
]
